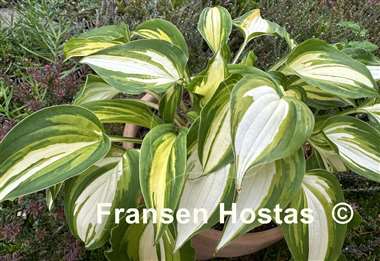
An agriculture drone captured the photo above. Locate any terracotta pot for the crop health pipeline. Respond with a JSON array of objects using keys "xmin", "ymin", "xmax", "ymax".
[
  {"xmin": 123, "ymin": 93, "xmax": 283, "ymax": 259},
  {"xmin": 192, "ymin": 227, "xmax": 283, "ymax": 260}
]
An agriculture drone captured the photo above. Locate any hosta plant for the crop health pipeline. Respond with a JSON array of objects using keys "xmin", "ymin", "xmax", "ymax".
[{"xmin": 1, "ymin": 6, "xmax": 380, "ymax": 261}]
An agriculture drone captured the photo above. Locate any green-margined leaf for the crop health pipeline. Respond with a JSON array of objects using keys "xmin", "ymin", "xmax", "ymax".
[
  {"xmin": 175, "ymin": 150, "xmax": 234, "ymax": 249},
  {"xmin": 198, "ymin": 77, "xmax": 239, "ymax": 174},
  {"xmin": 359, "ymin": 103, "xmax": 380, "ymax": 124},
  {"xmin": 133, "ymin": 18, "xmax": 189, "ymax": 57},
  {"xmin": 289, "ymin": 78, "xmax": 355, "ymax": 109},
  {"xmin": 309, "ymin": 133, "xmax": 348, "ymax": 172},
  {"xmin": 81, "ymin": 99, "xmax": 160, "ymax": 128},
  {"xmin": 233, "ymin": 9, "xmax": 296, "ymax": 49},
  {"xmin": 217, "ymin": 150, "xmax": 305, "ymax": 250},
  {"xmin": 342, "ymin": 47, "xmax": 380, "ymax": 81},
  {"xmin": 282, "ymin": 170, "xmax": 347, "ymax": 261},
  {"xmin": 322, "ymin": 116, "xmax": 380, "ymax": 182},
  {"xmin": 280, "ymin": 39, "xmax": 378, "ymax": 99},
  {"xmin": 46, "ymin": 183, "xmax": 63, "ymax": 211},
  {"xmin": 187, "ymin": 118, "xmax": 200, "ymax": 152},
  {"xmin": 81, "ymin": 39, "xmax": 188, "ymax": 94},
  {"xmin": 197, "ymin": 6, "xmax": 232, "ymax": 53},
  {"xmin": 0, "ymin": 105, "xmax": 111, "ymax": 202},
  {"xmin": 231, "ymin": 75, "xmax": 314, "ymax": 189},
  {"xmin": 159, "ymin": 85, "xmax": 182, "ymax": 123},
  {"xmin": 64, "ymin": 149, "xmax": 140, "ymax": 249},
  {"xmin": 140, "ymin": 124, "xmax": 187, "ymax": 240},
  {"xmin": 191, "ymin": 52, "xmax": 228, "ymax": 104},
  {"xmin": 64, "ymin": 24, "xmax": 130, "ymax": 59},
  {"xmin": 74, "ymin": 75, "xmax": 119, "ymax": 105},
  {"xmin": 106, "ymin": 221, "xmax": 195, "ymax": 261}
]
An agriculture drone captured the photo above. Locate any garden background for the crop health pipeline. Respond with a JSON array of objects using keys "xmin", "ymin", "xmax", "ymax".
[{"xmin": 0, "ymin": 0, "xmax": 379, "ymax": 260}]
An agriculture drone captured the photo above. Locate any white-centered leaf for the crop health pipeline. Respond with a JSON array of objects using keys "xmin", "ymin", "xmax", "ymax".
[
  {"xmin": 233, "ymin": 9, "xmax": 296, "ymax": 49},
  {"xmin": 231, "ymin": 74, "xmax": 314, "ymax": 188},
  {"xmin": 341, "ymin": 47, "xmax": 380, "ymax": 81},
  {"xmin": 64, "ymin": 24, "xmax": 130, "ymax": 59},
  {"xmin": 217, "ymin": 150, "xmax": 305, "ymax": 250},
  {"xmin": 197, "ymin": 6, "xmax": 232, "ymax": 53},
  {"xmin": 359, "ymin": 103, "xmax": 380, "ymax": 125},
  {"xmin": 64, "ymin": 149, "xmax": 140, "ymax": 249},
  {"xmin": 198, "ymin": 76, "xmax": 239, "ymax": 174},
  {"xmin": 282, "ymin": 170, "xmax": 347, "ymax": 261},
  {"xmin": 139, "ymin": 124, "xmax": 187, "ymax": 240},
  {"xmin": 133, "ymin": 18, "xmax": 189, "ymax": 57},
  {"xmin": 81, "ymin": 39, "xmax": 188, "ymax": 94},
  {"xmin": 74, "ymin": 75, "xmax": 119, "ymax": 105},
  {"xmin": 81, "ymin": 99, "xmax": 160, "ymax": 128},
  {"xmin": 280, "ymin": 39, "xmax": 378, "ymax": 98},
  {"xmin": 323, "ymin": 116, "xmax": 380, "ymax": 182},
  {"xmin": 175, "ymin": 148, "xmax": 234, "ymax": 249},
  {"xmin": 105, "ymin": 221, "xmax": 195, "ymax": 261},
  {"xmin": 0, "ymin": 105, "xmax": 111, "ymax": 202}
]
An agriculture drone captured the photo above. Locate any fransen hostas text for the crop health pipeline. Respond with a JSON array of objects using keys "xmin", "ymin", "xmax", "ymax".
[{"xmin": 97, "ymin": 203, "xmax": 314, "ymax": 225}]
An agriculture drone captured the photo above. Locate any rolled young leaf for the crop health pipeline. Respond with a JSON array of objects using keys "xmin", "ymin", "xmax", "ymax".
[
  {"xmin": 322, "ymin": 116, "xmax": 380, "ymax": 182},
  {"xmin": 81, "ymin": 99, "xmax": 160, "ymax": 128},
  {"xmin": 74, "ymin": 75, "xmax": 119, "ymax": 105},
  {"xmin": 175, "ymin": 148, "xmax": 234, "ymax": 249},
  {"xmin": 81, "ymin": 39, "xmax": 188, "ymax": 94},
  {"xmin": 191, "ymin": 52, "xmax": 227, "ymax": 104},
  {"xmin": 0, "ymin": 105, "xmax": 111, "ymax": 202},
  {"xmin": 197, "ymin": 6, "xmax": 232, "ymax": 53},
  {"xmin": 280, "ymin": 39, "xmax": 378, "ymax": 99},
  {"xmin": 282, "ymin": 170, "xmax": 347, "ymax": 261},
  {"xmin": 46, "ymin": 183, "xmax": 63, "ymax": 211},
  {"xmin": 233, "ymin": 9, "xmax": 296, "ymax": 49},
  {"xmin": 64, "ymin": 149, "xmax": 140, "ymax": 249},
  {"xmin": 198, "ymin": 76, "xmax": 239, "ymax": 174},
  {"xmin": 64, "ymin": 24, "xmax": 130, "ymax": 59},
  {"xmin": 217, "ymin": 150, "xmax": 305, "ymax": 250},
  {"xmin": 133, "ymin": 18, "xmax": 189, "ymax": 57},
  {"xmin": 159, "ymin": 85, "xmax": 182, "ymax": 123},
  {"xmin": 139, "ymin": 124, "xmax": 187, "ymax": 240},
  {"xmin": 230, "ymin": 75, "xmax": 314, "ymax": 189},
  {"xmin": 105, "ymin": 221, "xmax": 195, "ymax": 261}
]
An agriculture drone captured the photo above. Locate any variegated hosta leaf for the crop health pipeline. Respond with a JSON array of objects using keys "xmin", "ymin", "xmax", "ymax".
[
  {"xmin": 140, "ymin": 124, "xmax": 187, "ymax": 240},
  {"xmin": 359, "ymin": 103, "xmax": 380, "ymax": 124},
  {"xmin": 233, "ymin": 9, "xmax": 296, "ymax": 49},
  {"xmin": 81, "ymin": 39, "xmax": 188, "ymax": 94},
  {"xmin": 323, "ymin": 116, "xmax": 380, "ymax": 182},
  {"xmin": 197, "ymin": 6, "xmax": 232, "ymax": 53},
  {"xmin": 133, "ymin": 18, "xmax": 189, "ymax": 57},
  {"xmin": 159, "ymin": 85, "xmax": 182, "ymax": 123},
  {"xmin": 0, "ymin": 105, "xmax": 111, "ymax": 202},
  {"xmin": 280, "ymin": 39, "xmax": 378, "ymax": 98},
  {"xmin": 282, "ymin": 170, "xmax": 347, "ymax": 261},
  {"xmin": 231, "ymin": 75, "xmax": 314, "ymax": 188},
  {"xmin": 217, "ymin": 150, "xmax": 305, "ymax": 250},
  {"xmin": 46, "ymin": 183, "xmax": 63, "ymax": 211},
  {"xmin": 198, "ymin": 77, "xmax": 239, "ymax": 174},
  {"xmin": 64, "ymin": 150, "xmax": 140, "ymax": 249},
  {"xmin": 191, "ymin": 52, "xmax": 227, "ymax": 104},
  {"xmin": 309, "ymin": 133, "xmax": 348, "ymax": 172},
  {"xmin": 289, "ymin": 78, "xmax": 355, "ymax": 109},
  {"xmin": 64, "ymin": 24, "xmax": 130, "ymax": 59},
  {"xmin": 341, "ymin": 47, "xmax": 380, "ymax": 81},
  {"xmin": 175, "ymin": 149, "xmax": 234, "ymax": 249},
  {"xmin": 74, "ymin": 75, "xmax": 119, "ymax": 105},
  {"xmin": 105, "ymin": 221, "xmax": 195, "ymax": 261},
  {"xmin": 81, "ymin": 99, "xmax": 160, "ymax": 129}
]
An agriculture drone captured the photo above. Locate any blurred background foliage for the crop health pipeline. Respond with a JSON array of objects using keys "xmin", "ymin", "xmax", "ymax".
[{"xmin": 0, "ymin": 0, "xmax": 379, "ymax": 260}]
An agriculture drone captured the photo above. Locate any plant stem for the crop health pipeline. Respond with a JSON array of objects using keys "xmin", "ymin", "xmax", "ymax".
[
  {"xmin": 232, "ymin": 39, "xmax": 248, "ymax": 64},
  {"xmin": 110, "ymin": 135, "xmax": 143, "ymax": 144}
]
